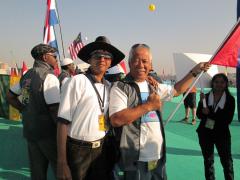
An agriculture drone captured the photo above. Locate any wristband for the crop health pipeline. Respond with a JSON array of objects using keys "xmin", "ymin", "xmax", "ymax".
[{"xmin": 190, "ymin": 70, "xmax": 197, "ymax": 77}]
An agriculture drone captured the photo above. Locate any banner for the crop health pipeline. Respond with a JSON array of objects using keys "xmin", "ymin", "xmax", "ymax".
[
  {"xmin": 173, "ymin": 53, "xmax": 219, "ymax": 88},
  {"xmin": 9, "ymin": 71, "xmax": 21, "ymax": 121}
]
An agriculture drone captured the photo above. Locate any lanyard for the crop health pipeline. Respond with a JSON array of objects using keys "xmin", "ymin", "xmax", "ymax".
[{"xmin": 86, "ymin": 74, "xmax": 106, "ymax": 113}]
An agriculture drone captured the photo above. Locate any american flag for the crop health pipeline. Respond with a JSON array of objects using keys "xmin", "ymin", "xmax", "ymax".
[{"xmin": 68, "ymin": 33, "xmax": 84, "ymax": 60}]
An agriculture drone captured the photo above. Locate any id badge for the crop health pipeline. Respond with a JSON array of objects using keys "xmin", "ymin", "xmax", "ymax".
[
  {"xmin": 148, "ymin": 160, "xmax": 158, "ymax": 171},
  {"xmin": 205, "ymin": 118, "xmax": 215, "ymax": 129},
  {"xmin": 98, "ymin": 114, "xmax": 107, "ymax": 131}
]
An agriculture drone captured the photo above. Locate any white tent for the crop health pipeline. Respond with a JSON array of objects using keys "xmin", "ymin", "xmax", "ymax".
[{"xmin": 173, "ymin": 53, "xmax": 219, "ymax": 88}]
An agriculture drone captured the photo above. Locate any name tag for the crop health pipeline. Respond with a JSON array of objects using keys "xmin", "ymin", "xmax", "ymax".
[
  {"xmin": 205, "ymin": 118, "xmax": 215, "ymax": 129},
  {"xmin": 98, "ymin": 114, "xmax": 107, "ymax": 131},
  {"xmin": 148, "ymin": 160, "xmax": 158, "ymax": 171}
]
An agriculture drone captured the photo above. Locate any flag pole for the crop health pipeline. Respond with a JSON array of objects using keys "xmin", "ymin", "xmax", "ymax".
[
  {"xmin": 53, "ymin": 27, "xmax": 61, "ymax": 61},
  {"xmin": 55, "ymin": 0, "xmax": 65, "ymax": 58},
  {"xmin": 164, "ymin": 71, "xmax": 204, "ymax": 126},
  {"xmin": 165, "ymin": 19, "xmax": 240, "ymax": 126},
  {"xmin": 225, "ymin": 67, "xmax": 228, "ymax": 76}
]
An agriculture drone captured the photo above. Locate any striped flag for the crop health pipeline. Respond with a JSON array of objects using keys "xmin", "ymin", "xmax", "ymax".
[
  {"xmin": 106, "ymin": 60, "xmax": 127, "ymax": 75},
  {"xmin": 68, "ymin": 33, "xmax": 84, "ymax": 60},
  {"xmin": 43, "ymin": 0, "xmax": 60, "ymax": 75},
  {"xmin": 43, "ymin": 0, "xmax": 59, "ymax": 50}
]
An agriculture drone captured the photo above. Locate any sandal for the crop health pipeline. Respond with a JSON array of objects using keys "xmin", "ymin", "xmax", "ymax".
[
  {"xmin": 181, "ymin": 117, "xmax": 189, "ymax": 123},
  {"xmin": 191, "ymin": 119, "xmax": 196, "ymax": 125}
]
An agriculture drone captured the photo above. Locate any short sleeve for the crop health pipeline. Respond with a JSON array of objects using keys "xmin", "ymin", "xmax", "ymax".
[
  {"xmin": 43, "ymin": 74, "xmax": 60, "ymax": 104},
  {"xmin": 58, "ymin": 77, "xmax": 78, "ymax": 122},
  {"xmin": 157, "ymin": 83, "xmax": 174, "ymax": 101},
  {"xmin": 109, "ymin": 83, "xmax": 128, "ymax": 117}
]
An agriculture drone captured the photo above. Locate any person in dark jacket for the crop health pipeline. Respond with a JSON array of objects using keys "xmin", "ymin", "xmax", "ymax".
[
  {"xmin": 7, "ymin": 44, "xmax": 60, "ymax": 179},
  {"xmin": 196, "ymin": 73, "xmax": 235, "ymax": 180}
]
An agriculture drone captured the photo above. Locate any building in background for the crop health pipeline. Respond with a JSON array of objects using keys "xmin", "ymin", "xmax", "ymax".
[{"xmin": 0, "ymin": 62, "xmax": 10, "ymax": 75}]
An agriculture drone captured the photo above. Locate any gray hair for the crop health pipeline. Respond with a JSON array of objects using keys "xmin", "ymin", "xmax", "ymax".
[{"xmin": 128, "ymin": 44, "xmax": 152, "ymax": 63}]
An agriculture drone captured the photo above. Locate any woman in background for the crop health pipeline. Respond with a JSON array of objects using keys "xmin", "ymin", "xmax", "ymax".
[{"xmin": 196, "ymin": 73, "xmax": 235, "ymax": 180}]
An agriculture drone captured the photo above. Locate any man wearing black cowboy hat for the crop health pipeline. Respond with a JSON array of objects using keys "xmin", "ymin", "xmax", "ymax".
[{"xmin": 57, "ymin": 36, "xmax": 125, "ymax": 180}]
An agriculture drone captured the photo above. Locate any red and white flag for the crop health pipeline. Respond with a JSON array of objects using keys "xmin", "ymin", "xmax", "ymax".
[
  {"xmin": 21, "ymin": 61, "xmax": 28, "ymax": 75},
  {"xmin": 68, "ymin": 33, "xmax": 84, "ymax": 60},
  {"xmin": 43, "ymin": 0, "xmax": 60, "ymax": 76},
  {"xmin": 43, "ymin": 0, "xmax": 59, "ymax": 49},
  {"xmin": 119, "ymin": 60, "xmax": 127, "ymax": 74},
  {"xmin": 106, "ymin": 60, "xmax": 127, "ymax": 74}
]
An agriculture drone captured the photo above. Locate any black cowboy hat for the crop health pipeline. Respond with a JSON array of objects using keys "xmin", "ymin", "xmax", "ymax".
[{"xmin": 77, "ymin": 36, "xmax": 125, "ymax": 67}]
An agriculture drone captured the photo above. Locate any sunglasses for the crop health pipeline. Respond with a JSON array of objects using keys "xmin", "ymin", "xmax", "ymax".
[
  {"xmin": 91, "ymin": 53, "xmax": 113, "ymax": 60},
  {"xmin": 46, "ymin": 53, "xmax": 57, "ymax": 59}
]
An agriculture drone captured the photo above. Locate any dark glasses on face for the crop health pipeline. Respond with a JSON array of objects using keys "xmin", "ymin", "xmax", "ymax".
[
  {"xmin": 46, "ymin": 53, "xmax": 57, "ymax": 59},
  {"xmin": 91, "ymin": 53, "xmax": 113, "ymax": 60}
]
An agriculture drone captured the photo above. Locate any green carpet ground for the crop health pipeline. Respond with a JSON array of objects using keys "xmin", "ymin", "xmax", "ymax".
[{"xmin": 0, "ymin": 88, "xmax": 239, "ymax": 179}]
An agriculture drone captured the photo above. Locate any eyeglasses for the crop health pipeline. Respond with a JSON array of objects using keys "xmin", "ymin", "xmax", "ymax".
[
  {"xmin": 46, "ymin": 53, "xmax": 57, "ymax": 59},
  {"xmin": 91, "ymin": 53, "xmax": 113, "ymax": 60}
]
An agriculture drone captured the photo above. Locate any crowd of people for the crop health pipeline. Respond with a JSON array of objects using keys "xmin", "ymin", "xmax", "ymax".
[{"xmin": 6, "ymin": 36, "xmax": 236, "ymax": 180}]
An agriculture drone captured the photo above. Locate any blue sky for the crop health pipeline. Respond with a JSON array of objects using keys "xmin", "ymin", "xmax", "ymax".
[{"xmin": 0, "ymin": 0, "xmax": 237, "ymax": 74}]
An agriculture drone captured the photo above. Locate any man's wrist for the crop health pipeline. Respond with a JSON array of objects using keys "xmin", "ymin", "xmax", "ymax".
[
  {"xmin": 142, "ymin": 103, "xmax": 152, "ymax": 113},
  {"xmin": 190, "ymin": 70, "xmax": 197, "ymax": 77}
]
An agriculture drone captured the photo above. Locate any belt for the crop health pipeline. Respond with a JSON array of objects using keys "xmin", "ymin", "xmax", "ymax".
[{"xmin": 67, "ymin": 136, "xmax": 104, "ymax": 148}]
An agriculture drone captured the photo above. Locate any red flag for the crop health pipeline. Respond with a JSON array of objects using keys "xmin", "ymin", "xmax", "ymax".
[
  {"xmin": 68, "ymin": 33, "xmax": 84, "ymax": 60},
  {"xmin": 21, "ymin": 61, "xmax": 28, "ymax": 75},
  {"xmin": 210, "ymin": 20, "xmax": 240, "ymax": 67},
  {"xmin": 119, "ymin": 60, "xmax": 127, "ymax": 74},
  {"xmin": 106, "ymin": 60, "xmax": 127, "ymax": 75},
  {"xmin": 54, "ymin": 65, "xmax": 60, "ymax": 76}
]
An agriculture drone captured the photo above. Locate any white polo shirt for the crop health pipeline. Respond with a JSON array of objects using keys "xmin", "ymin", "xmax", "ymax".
[
  {"xmin": 10, "ymin": 74, "xmax": 60, "ymax": 105},
  {"xmin": 58, "ymin": 74, "xmax": 111, "ymax": 142}
]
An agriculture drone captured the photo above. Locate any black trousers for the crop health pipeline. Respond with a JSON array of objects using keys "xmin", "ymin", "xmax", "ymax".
[
  {"xmin": 27, "ymin": 136, "xmax": 57, "ymax": 180},
  {"xmin": 67, "ymin": 137, "xmax": 110, "ymax": 180},
  {"xmin": 198, "ymin": 133, "xmax": 234, "ymax": 180}
]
